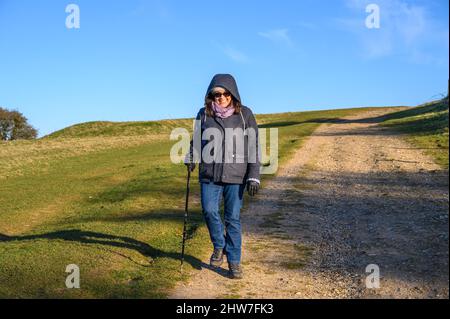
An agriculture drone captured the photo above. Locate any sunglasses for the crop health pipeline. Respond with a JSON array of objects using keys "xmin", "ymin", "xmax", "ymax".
[{"xmin": 211, "ymin": 92, "xmax": 232, "ymax": 99}]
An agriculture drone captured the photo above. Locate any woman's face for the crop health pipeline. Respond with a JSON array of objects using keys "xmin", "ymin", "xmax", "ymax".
[{"xmin": 212, "ymin": 88, "xmax": 233, "ymax": 108}]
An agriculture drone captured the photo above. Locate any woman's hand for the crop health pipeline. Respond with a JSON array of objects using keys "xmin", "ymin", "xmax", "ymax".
[
  {"xmin": 247, "ymin": 180, "xmax": 260, "ymax": 196},
  {"xmin": 184, "ymin": 152, "xmax": 196, "ymax": 172},
  {"xmin": 185, "ymin": 162, "xmax": 196, "ymax": 172}
]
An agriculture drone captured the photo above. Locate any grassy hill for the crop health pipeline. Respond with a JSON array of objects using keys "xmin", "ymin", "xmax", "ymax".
[
  {"xmin": 379, "ymin": 98, "xmax": 449, "ymax": 169},
  {"xmin": 0, "ymin": 104, "xmax": 446, "ymax": 298},
  {"xmin": 43, "ymin": 119, "xmax": 195, "ymax": 139}
]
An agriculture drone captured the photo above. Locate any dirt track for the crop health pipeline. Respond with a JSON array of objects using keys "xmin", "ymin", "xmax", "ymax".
[{"xmin": 169, "ymin": 109, "xmax": 449, "ymax": 299}]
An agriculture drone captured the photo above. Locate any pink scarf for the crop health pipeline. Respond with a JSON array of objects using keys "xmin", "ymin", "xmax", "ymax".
[{"xmin": 212, "ymin": 101, "xmax": 235, "ymax": 119}]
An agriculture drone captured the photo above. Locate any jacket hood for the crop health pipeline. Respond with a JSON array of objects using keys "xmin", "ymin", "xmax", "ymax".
[{"xmin": 206, "ymin": 74, "xmax": 242, "ymax": 103}]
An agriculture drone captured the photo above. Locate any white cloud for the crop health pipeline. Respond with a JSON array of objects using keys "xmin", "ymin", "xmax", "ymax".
[
  {"xmin": 223, "ymin": 47, "xmax": 249, "ymax": 63},
  {"xmin": 209, "ymin": 40, "xmax": 250, "ymax": 63},
  {"xmin": 258, "ymin": 29, "xmax": 294, "ymax": 47},
  {"xmin": 339, "ymin": 0, "xmax": 448, "ymax": 64}
]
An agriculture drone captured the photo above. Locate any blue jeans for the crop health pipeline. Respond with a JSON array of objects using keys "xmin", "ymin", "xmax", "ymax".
[{"xmin": 200, "ymin": 181, "xmax": 246, "ymax": 264}]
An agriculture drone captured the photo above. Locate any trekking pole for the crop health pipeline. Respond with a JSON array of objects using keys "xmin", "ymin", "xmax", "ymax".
[{"xmin": 180, "ymin": 166, "xmax": 191, "ymax": 272}]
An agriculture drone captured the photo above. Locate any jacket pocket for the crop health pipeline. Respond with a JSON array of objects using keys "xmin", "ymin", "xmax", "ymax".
[{"xmin": 226, "ymin": 155, "xmax": 247, "ymax": 179}]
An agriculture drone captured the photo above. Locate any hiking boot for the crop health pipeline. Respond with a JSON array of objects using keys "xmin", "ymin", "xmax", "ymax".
[
  {"xmin": 210, "ymin": 248, "xmax": 224, "ymax": 267},
  {"xmin": 228, "ymin": 263, "xmax": 243, "ymax": 279}
]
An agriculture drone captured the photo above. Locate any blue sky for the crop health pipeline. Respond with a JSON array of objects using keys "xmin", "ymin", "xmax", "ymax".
[{"xmin": 0, "ymin": 0, "xmax": 448, "ymax": 137}]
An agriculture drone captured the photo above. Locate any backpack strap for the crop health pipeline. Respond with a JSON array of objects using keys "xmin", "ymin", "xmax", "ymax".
[{"xmin": 240, "ymin": 111, "xmax": 247, "ymax": 135}]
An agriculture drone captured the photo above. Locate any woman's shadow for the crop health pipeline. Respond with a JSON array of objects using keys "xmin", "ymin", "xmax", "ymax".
[{"xmin": 0, "ymin": 230, "xmax": 231, "ymax": 277}]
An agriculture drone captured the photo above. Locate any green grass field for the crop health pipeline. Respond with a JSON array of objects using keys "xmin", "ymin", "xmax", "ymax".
[
  {"xmin": 0, "ymin": 104, "xmax": 446, "ymax": 298},
  {"xmin": 379, "ymin": 98, "xmax": 449, "ymax": 169}
]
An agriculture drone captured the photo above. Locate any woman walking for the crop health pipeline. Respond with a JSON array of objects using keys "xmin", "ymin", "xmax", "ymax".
[{"xmin": 185, "ymin": 74, "xmax": 261, "ymax": 279}]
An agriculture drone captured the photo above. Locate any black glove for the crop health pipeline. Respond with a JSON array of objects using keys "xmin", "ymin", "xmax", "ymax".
[{"xmin": 247, "ymin": 180, "xmax": 260, "ymax": 196}]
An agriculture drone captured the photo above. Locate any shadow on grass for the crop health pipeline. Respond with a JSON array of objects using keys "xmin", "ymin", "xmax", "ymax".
[
  {"xmin": 259, "ymin": 121, "xmax": 304, "ymax": 128},
  {"xmin": 0, "ymin": 229, "xmax": 234, "ymax": 279},
  {"xmin": 0, "ymin": 230, "xmax": 204, "ymax": 270},
  {"xmin": 317, "ymin": 100, "xmax": 448, "ymax": 126},
  {"xmin": 262, "ymin": 101, "xmax": 448, "ymax": 131},
  {"xmin": 256, "ymin": 108, "xmax": 408, "ymax": 129}
]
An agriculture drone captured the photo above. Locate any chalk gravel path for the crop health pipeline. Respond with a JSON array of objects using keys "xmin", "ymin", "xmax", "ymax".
[{"xmin": 169, "ymin": 109, "xmax": 449, "ymax": 299}]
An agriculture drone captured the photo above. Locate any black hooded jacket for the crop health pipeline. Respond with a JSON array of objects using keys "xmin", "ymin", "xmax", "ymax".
[{"xmin": 192, "ymin": 74, "xmax": 261, "ymax": 185}]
